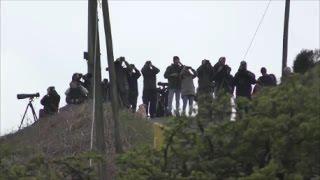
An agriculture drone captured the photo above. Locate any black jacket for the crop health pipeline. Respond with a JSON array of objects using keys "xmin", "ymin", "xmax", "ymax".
[
  {"xmin": 115, "ymin": 61, "xmax": 129, "ymax": 92},
  {"xmin": 234, "ymin": 69, "xmax": 256, "ymax": 98},
  {"xmin": 197, "ymin": 63, "xmax": 214, "ymax": 92},
  {"xmin": 258, "ymin": 74, "xmax": 277, "ymax": 86},
  {"xmin": 127, "ymin": 69, "xmax": 141, "ymax": 93},
  {"xmin": 41, "ymin": 91, "xmax": 60, "ymax": 113},
  {"xmin": 142, "ymin": 65, "xmax": 160, "ymax": 90},
  {"xmin": 164, "ymin": 64, "xmax": 183, "ymax": 89}
]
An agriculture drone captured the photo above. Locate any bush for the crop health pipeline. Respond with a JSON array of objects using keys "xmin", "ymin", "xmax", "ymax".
[
  {"xmin": 293, "ymin": 49, "xmax": 319, "ymax": 74},
  {"xmin": 117, "ymin": 65, "xmax": 320, "ymax": 179}
]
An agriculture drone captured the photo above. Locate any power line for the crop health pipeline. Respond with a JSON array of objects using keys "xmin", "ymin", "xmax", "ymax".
[{"xmin": 243, "ymin": 0, "xmax": 272, "ymax": 60}]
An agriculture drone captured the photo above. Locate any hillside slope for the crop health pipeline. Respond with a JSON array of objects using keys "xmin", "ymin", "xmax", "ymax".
[{"xmin": 0, "ymin": 101, "xmax": 153, "ymax": 162}]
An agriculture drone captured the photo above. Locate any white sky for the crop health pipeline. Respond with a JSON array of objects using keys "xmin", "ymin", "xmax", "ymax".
[{"xmin": 1, "ymin": 1, "xmax": 319, "ymax": 135}]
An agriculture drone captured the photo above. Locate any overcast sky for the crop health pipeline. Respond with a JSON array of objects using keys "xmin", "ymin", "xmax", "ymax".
[{"xmin": 1, "ymin": 1, "xmax": 319, "ymax": 135}]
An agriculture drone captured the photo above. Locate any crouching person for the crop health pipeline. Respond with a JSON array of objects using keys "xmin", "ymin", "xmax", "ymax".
[
  {"xmin": 39, "ymin": 86, "xmax": 60, "ymax": 118},
  {"xmin": 65, "ymin": 81, "xmax": 88, "ymax": 104}
]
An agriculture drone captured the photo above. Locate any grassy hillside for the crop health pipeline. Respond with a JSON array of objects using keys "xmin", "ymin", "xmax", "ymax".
[{"xmin": 0, "ymin": 102, "xmax": 153, "ymax": 179}]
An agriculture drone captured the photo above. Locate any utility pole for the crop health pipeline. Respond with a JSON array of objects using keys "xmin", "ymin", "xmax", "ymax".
[
  {"xmin": 88, "ymin": 0, "xmax": 108, "ymax": 179},
  {"xmin": 86, "ymin": 0, "xmax": 96, "ymax": 97},
  {"xmin": 101, "ymin": 0, "xmax": 123, "ymax": 153},
  {"xmin": 282, "ymin": 0, "xmax": 290, "ymax": 77}
]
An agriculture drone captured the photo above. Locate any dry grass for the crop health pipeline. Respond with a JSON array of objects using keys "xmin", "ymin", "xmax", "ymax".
[{"xmin": 0, "ymin": 101, "xmax": 153, "ymax": 175}]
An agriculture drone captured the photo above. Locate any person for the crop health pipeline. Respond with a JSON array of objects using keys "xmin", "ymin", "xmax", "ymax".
[
  {"xmin": 164, "ymin": 56, "xmax": 184, "ymax": 116},
  {"xmin": 180, "ymin": 66, "xmax": 197, "ymax": 116},
  {"xmin": 101, "ymin": 78, "xmax": 111, "ymax": 102},
  {"xmin": 127, "ymin": 64, "xmax": 141, "ymax": 112},
  {"xmin": 197, "ymin": 59, "xmax": 215, "ymax": 96},
  {"xmin": 216, "ymin": 65, "xmax": 234, "ymax": 95},
  {"xmin": 82, "ymin": 73, "xmax": 93, "ymax": 92},
  {"xmin": 281, "ymin": 67, "xmax": 294, "ymax": 83},
  {"xmin": 39, "ymin": 86, "xmax": 60, "ymax": 118},
  {"xmin": 257, "ymin": 67, "xmax": 277, "ymax": 87},
  {"xmin": 114, "ymin": 57, "xmax": 130, "ymax": 108},
  {"xmin": 233, "ymin": 61, "xmax": 256, "ymax": 99},
  {"xmin": 142, "ymin": 61, "xmax": 160, "ymax": 118},
  {"xmin": 65, "ymin": 81, "xmax": 88, "ymax": 104}
]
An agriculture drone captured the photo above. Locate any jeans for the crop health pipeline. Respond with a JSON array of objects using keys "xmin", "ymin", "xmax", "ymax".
[
  {"xmin": 167, "ymin": 89, "xmax": 181, "ymax": 113},
  {"xmin": 182, "ymin": 95, "xmax": 194, "ymax": 115}
]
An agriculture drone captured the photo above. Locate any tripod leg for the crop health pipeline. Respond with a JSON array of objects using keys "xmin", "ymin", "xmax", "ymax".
[
  {"xmin": 19, "ymin": 104, "xmax": 30, "ymax": 130},
  {"xmin": 29, "ymin": 103, "xmax": 38, "ymax": 122}
]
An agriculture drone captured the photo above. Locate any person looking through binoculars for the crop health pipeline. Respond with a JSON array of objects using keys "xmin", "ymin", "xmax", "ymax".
[{"xmin": 39, "ymin": 86, "xmax": 60, "ymax": 118}]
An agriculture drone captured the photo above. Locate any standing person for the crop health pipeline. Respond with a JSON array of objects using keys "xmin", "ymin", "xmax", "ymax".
[
  {"xmin": 257, "ymin": 67, "xmax": 277, "ymax": 87},
  {"xmin": 197, "ymin": 59, "xmax": 215, "ymax": 96},
  {"xmin": 233, "ymin": 61, "xmax": 256, "ymax": 99},
  {"xmin": 142, "ymin": 61, "xmax": 160, "ymax": 118},
  {"xmin": 216, "ymin": 66, "xmax": 234, "ymax": 95},
  {"xmin": 65, "ymin": 81, "xmax": 88, "ymax": 104},
  {"xmin": 39, "ymin": 86, "xmax": 60, "ymax": 118},
  {"xmin": 127, "ymin": 64, "xmax": 141, "ymax": 112},
  {"xmin": 114, "ymin": 57, "xmax": 130, "ymax": 108},
  {"xmin": 212, "ymin": 57, "xmax": 228, "ymax": 94},
  {"xmin": 180, "ymin": 66, "xmax": 197, "ymax": 116},
  {"xmin": 101, "ymin": 78, "xmax": 110, "ymax": 102},
  {"xmin": 164, "ymin": 56, "xmax": 183, "ymax": 116}
]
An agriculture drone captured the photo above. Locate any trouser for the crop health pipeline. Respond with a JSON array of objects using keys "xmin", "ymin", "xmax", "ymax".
[
  {"xmin": 129, "ymin": 91, "xmax": 138, "ymax": 112},
  {"xmin": 182, "ymin": 95, "xmax": 194, "ymax": 115},
  {"xmin": 142, "ymin": 89, "xmax": 157, "ymax": 118},
  {"xmin": 167, "ymin": 88, "xmax": 181, "ymax": 113},
  {"xmin": 119, "ymin": 89, "xmax": 129, "ymax": 109}
]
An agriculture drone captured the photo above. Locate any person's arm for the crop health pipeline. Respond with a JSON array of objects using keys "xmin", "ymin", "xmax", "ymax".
[
  {"xmin": 80, "ymin": 85, "xmax": 89, "ymax": 95},
  {"xmin": 191, "ymin": 68, "xmax": 197, "ymax": 79},
  {"xmin": 40, "ymin": 95, "xmax": 47, "ymax": 106},
  {"xmin": 152, "ymin": 65, "xmax": 160, "ymax": 74},
  {"xmin": 134, "ymin": 68, "xmax": 141, "ymax": 79},
  {"xmin": 164, "ymin": 66, "xmax": 171, "ymax": 79},
  {"xmin": 65, "ymin": 88, "xmax": 70, "ymax": 96}
]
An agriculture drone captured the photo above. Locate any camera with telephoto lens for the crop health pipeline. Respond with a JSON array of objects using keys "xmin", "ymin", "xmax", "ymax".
[{"xmin": 17, "ymin": 93, "xmax": 40, "ymax": 100}]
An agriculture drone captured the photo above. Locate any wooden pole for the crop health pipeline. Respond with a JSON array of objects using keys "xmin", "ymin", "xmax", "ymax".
[
  {"xmin": 101, "ymin": 0, "xmax": 123, "ymax": 153},
  {"xmin": 87, "ymin": 0, "xmax": 95, "ymax": 97},
  {"xmin": 89, "ymin": 0, "xmax": 108, "ymax": 179},
  {"xmin": 282, "ymin": 0, "xmax": 290, "ymax": 77}
]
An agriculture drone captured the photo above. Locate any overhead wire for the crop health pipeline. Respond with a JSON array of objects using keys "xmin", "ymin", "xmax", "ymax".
[{"xmin": 243, "ymin": 0, "xmax": 272, "ymax": 60}]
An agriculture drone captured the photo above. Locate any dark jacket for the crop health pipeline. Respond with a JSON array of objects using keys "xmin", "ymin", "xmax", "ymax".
[
  {"xmin": 217, "ymin": 74, "xmax": 234, "ymax": 95},
  {"xmin": 142, "ymin": 65, "xmax": 160, "ymax": 90},
  {"xmin": 115, "ymin": 61, "xmax": 129, "ymax": 92},
  {"xmin": 234, "ymin": 69, "xmax": 256, "ymax": 98},
  {"xmin": 41, "ymin": 91, "xmax": 60, "ymax": 113},
  {"xmin": 164, "ymin": 64, "xmax": 183, "ymax": 89},
  {"xmin": 127, "ymin": 69, "xmax": 141, "ymax": 93},
  {"xmin": 258, "ymin": 74, "xmax": 277, "ymax": 87},
  {"xmin": 197, "ymin": 63, "xmax": 214, "ymax": 93}
]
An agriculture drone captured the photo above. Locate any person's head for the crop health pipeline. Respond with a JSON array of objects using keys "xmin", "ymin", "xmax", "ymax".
[
  {"xmin": 218, "ymin": 57, "xmax": 226, "ymax": 65},
  {"xmin": 260, "ymin": 67, "xmax": 267, "ymax": 75},
  {"xmin": 72, "ymin": 73, "xmax": 82, "ymax": 82},
  {"xmin": 239, "ymin": 61, "xmax": 247, "ymax": 71},
  {"xmin": 47, "ymin": 86, "xmax": 55, "ymax": 95},
  {"xmin": 202, "ymin": 59, "xmax": 210, "ymax": 66},
  {"xmin": 283, "ymin": 67, "xmax": 292, "ymax": 76},
  {"xmin": 83, "ymin": 73, "xmax": 92, "ymax": 81},
  {"xmin": 128, "ymin": 64, "xmax": 135, "ymax": 72},
  {"xmin": 173, "ymin": 56, "xmax": 180, "ymax": 65},
  {"xmin": 102, "ymin": 78, "xmax": 109, "ymax": 84},
  {"xmin": 145, "ymin": 61, "xmax": 152, "ymax": 66},
  {"xmin": 119, "ymin": 56, "xmax": 125, "ymax": 62}
]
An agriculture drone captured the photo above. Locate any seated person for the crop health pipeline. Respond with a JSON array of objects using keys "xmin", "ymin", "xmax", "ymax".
[
  {"xmin": 65, "ymin": 81, "xmax": 88, "ymax": 104},
  {"xmin": 39, "ymin": 86, "xmax": 60, "ymax": 118}
]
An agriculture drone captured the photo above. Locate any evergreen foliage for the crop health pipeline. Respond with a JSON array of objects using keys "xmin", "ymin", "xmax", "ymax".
[
  {"xmin": 293, "ymin": 49, "xmax": 319, "ymax": 74},
  {"xmin": 117, "ymin": 65, "xmax": 320, "ymax": 179}
]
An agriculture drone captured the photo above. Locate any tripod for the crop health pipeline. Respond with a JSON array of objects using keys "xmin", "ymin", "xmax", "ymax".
[{"xmin": 19, "ymin": 98, "xmax": 38, "ymax": 130}]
